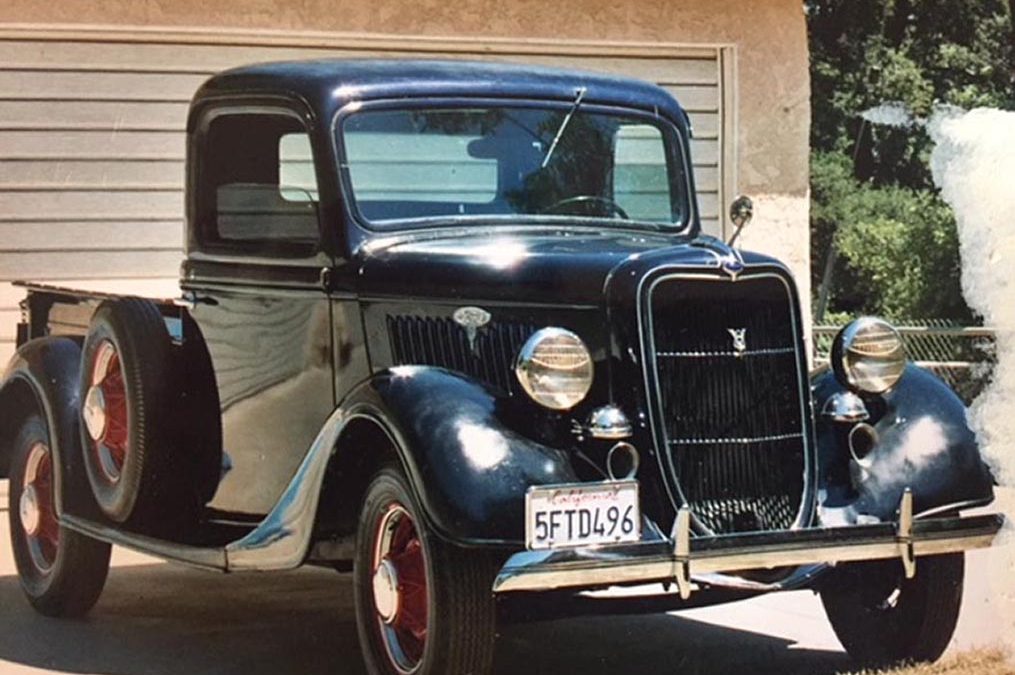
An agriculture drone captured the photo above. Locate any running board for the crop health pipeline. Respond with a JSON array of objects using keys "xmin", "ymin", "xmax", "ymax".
[
  {"xmin": 62, "ymin": 514, "xmax": 228, "ymax": 571},
  {"xmin": 61, "ymin": 514, "xmax": 357, "ymax": 572}
]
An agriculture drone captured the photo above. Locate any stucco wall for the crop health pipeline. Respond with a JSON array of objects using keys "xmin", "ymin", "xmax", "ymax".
[{"xmin": 0, "ymin": 0, "xmax": 811, "ymax": 305}]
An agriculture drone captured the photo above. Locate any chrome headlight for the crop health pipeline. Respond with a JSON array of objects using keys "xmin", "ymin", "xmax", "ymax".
[
  {"xmin": 832, "ymin": 317, "xmax": 907, "ymax": 394},
  {"xmin": 515, "ymin": 328, "xmax": 593, "ymax": 410}
]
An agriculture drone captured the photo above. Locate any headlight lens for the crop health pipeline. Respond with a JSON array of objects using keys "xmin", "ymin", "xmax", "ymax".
[
  {"xmin": 832, "ymin": 317, "xmax": 907, "ymax": 394},
  {"xmin": 515, "ymin": 328, "xmax": 593, "ymax": 410}
]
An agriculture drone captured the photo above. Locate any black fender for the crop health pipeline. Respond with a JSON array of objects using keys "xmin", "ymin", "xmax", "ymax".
[
  {"xmin": 812, "ymin": 364, "xmax": 994, "ymax": 521},
  {"xmin": 0, "ymin": 337, "xmax": 100, "ymax": 518},
  {"xmin": 336, "ymin": 367, "xmax": 579, "ymax": 546},
  {"xmin": 226, "ymin": 366, "xmax": 578, "ymax": 569}
]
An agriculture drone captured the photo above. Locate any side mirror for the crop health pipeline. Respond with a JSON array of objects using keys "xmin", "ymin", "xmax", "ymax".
[{"xmin": 727, "ymin": 195, "xmax": 753, "ymax": 246}]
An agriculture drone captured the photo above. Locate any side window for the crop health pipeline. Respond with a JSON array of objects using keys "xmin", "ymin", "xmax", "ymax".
[
  {"xmin": 279, "ymin": 133, "xmax": 319, "ymax": 201},
  {"xmin": 200, "ymin": 112, "xmax": 320, "ymax": 249},
  {"xmin": 613, "ymin": 124, "xmax": 674, "ymax": 222}
]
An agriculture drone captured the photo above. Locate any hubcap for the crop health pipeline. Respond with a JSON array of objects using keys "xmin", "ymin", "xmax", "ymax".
[
  {"xmin": 87, "ymin": 340, "xmax": 128, "ymax": 483},
  {"xmin": 19, "ymin": 484, "xmax": 40, "ymax": 536},
  {"xmin": 373, "ymin": 559, "xmax": 401, "ymax": 624},
  {"xmin": 83, "ymin": 384, "xmax": 107, "ymax": 441},
  {"xmin": 373, "ymin": 504, "xmax": 429, "ymax": 673},
  {"xmin": 21, "ymin": 442, "xmax": 59, "ymax": 573}
]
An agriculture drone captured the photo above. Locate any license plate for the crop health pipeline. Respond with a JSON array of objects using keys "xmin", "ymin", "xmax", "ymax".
[{"xmin": 525, "ymin": 481, "xmax": 641, "ymax": 550}]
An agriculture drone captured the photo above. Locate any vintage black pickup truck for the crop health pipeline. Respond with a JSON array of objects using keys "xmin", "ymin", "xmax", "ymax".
[{"xmin": 0, "ymin": 60, "xmax": 1004, "ymax": 674}]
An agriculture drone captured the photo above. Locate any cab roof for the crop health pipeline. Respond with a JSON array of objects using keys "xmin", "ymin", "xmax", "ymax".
[{"xmin": 191, "ymin": 58, "xmax": 690, "ymax": 127}]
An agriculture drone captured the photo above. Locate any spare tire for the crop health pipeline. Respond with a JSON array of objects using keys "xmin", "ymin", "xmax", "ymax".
[
  {"xmin": 79, "ymin": 298, "xmax": 189, "ymax": 526},
  {"xmin": 176, "ymin": 312, "xmax": 223, "ymax": 507}
]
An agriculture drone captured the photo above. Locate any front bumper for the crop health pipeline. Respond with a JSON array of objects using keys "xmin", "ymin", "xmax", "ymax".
[{"xmin": 494, "ymin": 491, "xmax": 1004, "ymax": 596}]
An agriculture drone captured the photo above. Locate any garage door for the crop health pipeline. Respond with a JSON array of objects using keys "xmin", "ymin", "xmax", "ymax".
[{"xmin": 0, "ymin": 26, "xmax": 735, "ymax": 363}]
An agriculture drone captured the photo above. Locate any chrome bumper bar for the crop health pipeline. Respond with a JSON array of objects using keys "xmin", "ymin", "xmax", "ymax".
[{"xmin": 494, "ymin": 492, "xmax": 1004, "ymax": 596}]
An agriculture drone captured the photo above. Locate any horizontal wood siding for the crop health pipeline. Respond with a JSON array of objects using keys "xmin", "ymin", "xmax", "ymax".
[{"xmin": 0, "ymin": 29, "xmax": 729, "ymax": 364}]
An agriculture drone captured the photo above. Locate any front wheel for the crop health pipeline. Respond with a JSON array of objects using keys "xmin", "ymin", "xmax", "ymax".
[
  {"xmin": 820, "ymin": 553, "xmax": 964, "ymax": 667},
  {"xmin": 353, "ymin": 466, "xmax": 498, "ymax": 675},
  {"xmin": 8, "ymin": 414, "xmax": 112, "ymax": 617}
]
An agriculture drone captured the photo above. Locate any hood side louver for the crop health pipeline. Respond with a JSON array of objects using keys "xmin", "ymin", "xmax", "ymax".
[{"xmin": 387, "ymin": 315, "xmax": 536, "ymax": 394}]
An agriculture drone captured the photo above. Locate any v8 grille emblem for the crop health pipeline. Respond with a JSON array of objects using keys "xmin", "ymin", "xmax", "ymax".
[{"xmin": 728, "ymin": 328, "xmax": 748, "ymax": 356}]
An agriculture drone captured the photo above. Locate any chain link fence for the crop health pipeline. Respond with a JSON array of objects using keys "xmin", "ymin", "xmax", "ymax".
[{"xmin": 813, "ymin": 320, "xmax": 996, "ymax": 404}]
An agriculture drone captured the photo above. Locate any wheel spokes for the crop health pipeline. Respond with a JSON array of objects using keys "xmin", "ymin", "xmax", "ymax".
[
  {"xmin": 373, "ymin": 503, "xmax": 430, "ymax": 672},
  {"xmin": 21, "ymin": 443, "xmax": 60, "ymax": 572},
  {"xmin": 88, "ymin": 341, "xmax": 129, "ymax": 482}
]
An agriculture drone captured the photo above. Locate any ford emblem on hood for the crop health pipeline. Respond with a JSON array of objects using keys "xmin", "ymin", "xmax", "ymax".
[{"xmin": 453, "ymin": 306, "xmax": 491, "ymax": 354}]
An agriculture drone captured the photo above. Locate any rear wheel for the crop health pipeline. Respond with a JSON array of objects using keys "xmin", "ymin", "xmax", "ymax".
[
  {"xmin": 8, "ymin": 414, "xmax": 111, "ymax": 617},
  {"xmin": 353, "ymin": 466, "xmax": 498, "ymax": 675},
  {"xmin": 820, "ymin": 553, "xmax": 964, "ymax": 667}
]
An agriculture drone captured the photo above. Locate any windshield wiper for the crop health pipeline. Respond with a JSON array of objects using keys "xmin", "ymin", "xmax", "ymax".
[{"xmin": 541, "ymin": 86, "xmax": 587, "ymax": 169}]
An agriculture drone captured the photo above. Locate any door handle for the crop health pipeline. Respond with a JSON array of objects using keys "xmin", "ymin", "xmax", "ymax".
[
  {"xmin": 174, "ymin": 291, "xmax": 218, "ymax": 309},
  {"xmin": 319, "ymin": 267, "xmax": 334, "ymax": 292}
]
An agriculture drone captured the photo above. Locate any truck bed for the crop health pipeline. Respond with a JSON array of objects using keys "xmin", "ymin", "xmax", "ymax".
[{"xmin": 13, "ymin": 280, "xmax": 182, "ymax": 350}]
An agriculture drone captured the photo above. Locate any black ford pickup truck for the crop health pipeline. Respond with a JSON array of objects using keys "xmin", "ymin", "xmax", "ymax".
[{"xmin": 0, "ymin": 60, "xmax": 1003, "ymax": 675}]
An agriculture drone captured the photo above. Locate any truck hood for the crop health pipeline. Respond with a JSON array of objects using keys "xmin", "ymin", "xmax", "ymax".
[{"xmin": 356, "ymin": 228, "xmax": 746, "ymax": 306}]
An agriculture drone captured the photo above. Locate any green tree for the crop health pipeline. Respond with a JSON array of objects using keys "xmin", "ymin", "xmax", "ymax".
[{"xmin": 807, "ymin": 0, "xmax": 1014, "ymax": 322}]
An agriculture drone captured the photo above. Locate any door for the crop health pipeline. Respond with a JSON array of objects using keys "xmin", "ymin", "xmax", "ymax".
[{"xmin": 182, "ymin": 105, "xmax": 335, "ymax": 516}]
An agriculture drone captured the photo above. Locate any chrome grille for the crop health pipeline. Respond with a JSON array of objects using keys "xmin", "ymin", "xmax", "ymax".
[
  {"xmin": 388, "ymin": 315, "xmax": 535, "ymax": 393},
  {"xmin": 647, "ymin": 274, "xmax": 807, "ymax": 534}
]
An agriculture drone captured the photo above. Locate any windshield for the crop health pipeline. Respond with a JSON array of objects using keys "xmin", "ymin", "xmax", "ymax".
[{"xmin": 337, "ymin": 104, "xmax": 690, "ymax": 230}]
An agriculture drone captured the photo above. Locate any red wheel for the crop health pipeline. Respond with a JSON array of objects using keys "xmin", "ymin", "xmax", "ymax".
[
  {"xmin": 371, "ymin": 504, "xmax": 430, "ymax": 672},
  {"xmin": 354, "ymin": 466, "xmax": 497, "ymax": 675},
  {"xmin": 82, "ymin": 340, "xmax": 130, "ymax": 485},
  {"xmin": 8, "ymin": 414, "xmax": 111, "ymax": 617},
  {"xmin": 18, "ymin": 441, "xmax": 60, "ymax": 574}
]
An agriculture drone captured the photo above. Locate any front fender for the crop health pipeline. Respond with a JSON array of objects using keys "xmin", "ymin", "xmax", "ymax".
[
  {"xmin": 340, "ymin": 367, "xmax": 578, "ymax": 545},
  {"xmin": 813, "ymin": 364, "xmax": 994, "ymax": 522},
  {"xmin": 225, "ymin": 366, "xmax": 577, "ymax": 570}
]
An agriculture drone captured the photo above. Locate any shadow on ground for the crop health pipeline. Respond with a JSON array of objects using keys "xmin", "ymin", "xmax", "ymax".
[{"xmin": 0, "ymin": 562, "xmax": 851, "ymax": 675}]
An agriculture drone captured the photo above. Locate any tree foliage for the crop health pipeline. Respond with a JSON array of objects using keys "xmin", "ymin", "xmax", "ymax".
[{"xmin": 806, "ymin": 0, "xmax": 1014, "ymax": 321}]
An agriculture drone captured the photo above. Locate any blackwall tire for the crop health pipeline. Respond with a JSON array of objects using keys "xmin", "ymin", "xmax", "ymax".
[
  {"xmin": 175, "ymin": 315, "xmax": 223, "ymax": 507},
  {"xmin": 820, "ymin": 553, "xmax": 964, "ymax": 667},
  {"xmin": 8, "ymin": 414, "xmax": 112, "ymax": 617},
  {"xmin": 79, "ymin": 298, "xmax": 189, "ymax": 526},
  {"xmin": 353, "ymin": 466, "xmax": 498, "ymax": 675}
]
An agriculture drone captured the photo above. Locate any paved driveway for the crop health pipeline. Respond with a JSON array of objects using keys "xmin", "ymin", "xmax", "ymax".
[{"xmin": 0, "ymin": 480, "xmax": 1004, "ymax": 675}]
